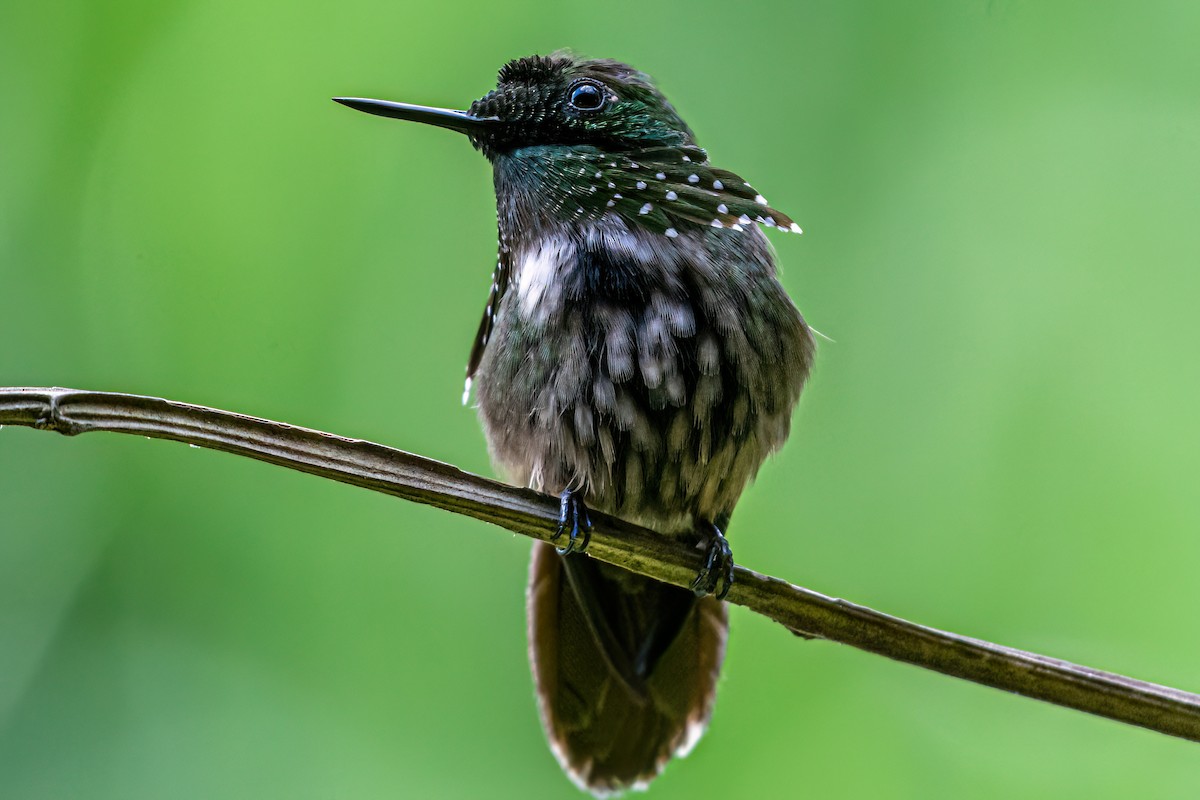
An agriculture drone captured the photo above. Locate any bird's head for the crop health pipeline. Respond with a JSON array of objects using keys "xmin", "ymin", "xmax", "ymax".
[
  {"xmin": 337, "ymin": 53, "xmax": 693, "ymax": 158},
  {"xmin": 336, "ymin": 52, "xmax": 800, "ymax": 236}
]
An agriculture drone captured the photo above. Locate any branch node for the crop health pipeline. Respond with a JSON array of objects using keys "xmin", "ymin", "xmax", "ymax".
[{"xmin": 33, "ymin": 391, "xmax": 83, "ymax": 436}]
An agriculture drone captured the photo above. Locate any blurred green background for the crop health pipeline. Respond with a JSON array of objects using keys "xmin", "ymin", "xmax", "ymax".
[{"xmin": 2, "ymin": 1, "xmax": 1199, "ymax": 797}]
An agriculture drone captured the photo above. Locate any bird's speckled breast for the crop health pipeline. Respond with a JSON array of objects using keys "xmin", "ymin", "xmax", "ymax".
[{"xmin": 474, "ymin": 216, "xmax": 814, "ymax": 536}]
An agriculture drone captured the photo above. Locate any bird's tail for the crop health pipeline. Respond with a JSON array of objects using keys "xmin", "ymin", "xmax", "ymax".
[{"xmin": 526, "ymin": 541, "xmax": 728, "ymax": 795}]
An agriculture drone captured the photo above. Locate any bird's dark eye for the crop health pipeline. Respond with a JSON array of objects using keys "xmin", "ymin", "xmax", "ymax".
[{"xmin": 568, "ymin": 81, "xmax": 607, "ymax": 112}]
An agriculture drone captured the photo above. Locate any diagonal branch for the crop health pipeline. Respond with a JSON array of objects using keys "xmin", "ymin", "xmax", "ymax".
[{"xmin": 2, "ymin": 386, "xmax": 1198, "ymax": 741}]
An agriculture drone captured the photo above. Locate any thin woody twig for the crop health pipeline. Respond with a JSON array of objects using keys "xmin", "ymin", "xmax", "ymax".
[{"xmin": 2, "ymin": 386, "xmax": 1198, "ymax": 742}]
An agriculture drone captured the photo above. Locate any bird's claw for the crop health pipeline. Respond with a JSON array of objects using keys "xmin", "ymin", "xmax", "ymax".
[
  {"xmin": 691, "ymin": 523, "xmax": 734, "ymax": 600},
  {"xmin": 553, "ymin": 489, "xmax": 592, "ymax": 555}
]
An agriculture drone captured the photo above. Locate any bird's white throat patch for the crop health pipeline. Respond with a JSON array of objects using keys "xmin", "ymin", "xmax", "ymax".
[
  {"xmin": 514, "ymin": 223, "xmax": 667, "ymax": 320},
  {"xmin": 515, "ymin": 234, "xmax": 574, "ymax": 318}
]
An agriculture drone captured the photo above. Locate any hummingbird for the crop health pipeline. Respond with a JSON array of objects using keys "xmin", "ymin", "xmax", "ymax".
[{"xmin": 335, "ymin": 52, "xmax": 814, "ymax": 795}]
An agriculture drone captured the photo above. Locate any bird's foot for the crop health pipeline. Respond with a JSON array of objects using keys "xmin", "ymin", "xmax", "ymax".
[
  {"xmin": 691, "ymin": 522, "xmax": 734, "ymax": 600},
  {"xmin": 553, "ymin": 489, "xmax": 592, "ymax": 555}
]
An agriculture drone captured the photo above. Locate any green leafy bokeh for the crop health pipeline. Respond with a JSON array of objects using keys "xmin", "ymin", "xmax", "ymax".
[{"xmin": 3, "ymin": 2, "xmax": 1199, "ymax": 797}]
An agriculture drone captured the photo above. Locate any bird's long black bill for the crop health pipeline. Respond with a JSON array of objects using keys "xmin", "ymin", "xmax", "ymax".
[{"xmin": 332, "ymin": 97, "xmax": 494, "ymax": 134}]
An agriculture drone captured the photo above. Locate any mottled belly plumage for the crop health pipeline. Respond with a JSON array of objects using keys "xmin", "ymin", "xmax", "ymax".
[{"xmin": 475, "ymin": 222, "xmax": 813, "ymax": 534}]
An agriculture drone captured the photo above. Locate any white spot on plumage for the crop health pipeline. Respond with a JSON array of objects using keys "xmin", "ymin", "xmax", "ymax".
[
  {"xmin": 666, "ymin": 190, "xmax": 678, "ymax": 201},
  {"xmin": 515, "ymin": 235, "xmax": 572, "ymax": 316},
  {"xmin": 655, "ymin": 172, "xmax": 666, "ymax": 180},
  {"xmin": 665, "ymin": 227, "xmax": 678, "ymax": 238},
  {"xmin": 717, "ymin": 203, "xmax": 728, "ymax": 214},
  {"xmin": 676, "ymin": 718, "xmax": 709, "ymax": 759},
  {"xmin": 739, "ymin": 214, "xmax": 752, "ymax": 225},
  {"xmin": 688, "ymin": 174, "xmax": 700, "ymax": 184},
  {"xmin": 710, "ymin": 219, "xmax": 723, "ymax": 227},
  {"xmin": 789, "ymin": 222, "xmax": 803, "ymax": 234},
  {"xmin": 755, "ymin": 194, "xmax": 768, "ymax": 204},
  {"xmin": 594, "ymin": 171, "xmax": 602, "ymax": 178},
  {"xmin": 731, "ymin": 224, "xmax": 744, "ymax": 232},
  {"xmin": 630, "ymin": 162, "xmax": 639, "ymax": 169},
  {"xmin": 606, "ymin": 200, "xmax": 615, "ymax": 207},
  {"xmin": 613, "ymin": 193, "xmax": 622, "ymax": 199},
  {"xmin": 636, "ymin": 181, "xmax": 647, "ymax": 190},
  {"xmin": 713, "ymin": 179, "xmax": 724, "ymax": 190},
  {"xmin": 682, "ymin": 155, "xmax": 692, "ymax": 162},
  {"xmin": 462, "ymin": 377, "xmax": 472, "ymax": 406},
  {"xmin": 639, "ymin": 203, "xmax": 653, "ymax": 215},
  {"xmin": 607, "ymin": 182, "xmax": 616, "ymax": 188}
]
